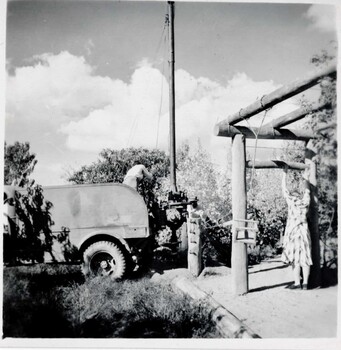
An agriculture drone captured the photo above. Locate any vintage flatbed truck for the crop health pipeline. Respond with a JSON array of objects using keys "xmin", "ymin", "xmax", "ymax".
[{"xmin": 4, "ymin": 183, "xmax": 155, "ymax": 279}]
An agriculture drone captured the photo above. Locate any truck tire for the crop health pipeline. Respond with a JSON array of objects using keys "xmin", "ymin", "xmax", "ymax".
[{"xmin": 82, "ymin": 241, "xmax": 127, "ymax": 279}]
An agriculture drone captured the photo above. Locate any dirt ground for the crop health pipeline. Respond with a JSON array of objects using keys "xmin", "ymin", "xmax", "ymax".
[
  {"xmin": 153, "ymin": 256, "xmax": 338, "ymax": 338},
  {"xmin": 190, "ymin": 257, "xmax": 338, "ymax": 338}
]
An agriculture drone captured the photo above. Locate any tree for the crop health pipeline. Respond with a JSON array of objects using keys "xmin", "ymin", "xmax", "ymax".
[
  {"xmin": 66, "ymin": 146, "xmax": 169, "ymax": 202},
  {"xmin": 247, "ymin": 164, "xmax": 288, "ymax": 262},
  {"xmin": 67, "ymin": 147, "xmax": 170, "ymax": 185},
  {"xmin": 309, "ymin": 50, "xmax": 337, "ymax": 272},
  {"xmin": 4, "ymin": 142, "xmax": 37, "ymax": 186},
  {"xmin": 12, "ymin": 185, "xmax": 56, "ymax": 263},
  {"xmin": 4, "ymin": 142, "xmax": 68, "ymax": 264},
  {"xmin": 158, "ymin": 141, "xmax": 233, "ymax": 267},
  {"xmin": 66, "ymin": 147, "xmax": 170, "ymax": 237},
  {"xmin": 159, "ymin": 141, "xmax": 231, "ymax": 221}
]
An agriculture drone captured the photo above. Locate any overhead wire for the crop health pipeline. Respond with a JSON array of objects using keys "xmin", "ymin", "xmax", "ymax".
[
  {"xmin": 127, "ymin": 5, "xmax": 169, "ymax": 149},
  {"xmin": 126, "ymin": 113, "xmax": 139, "ymax": 148},
  {"xmin": 152, "ymin": 9, "xmax": 168, "ymax": 66},
  {"xmin": 155, "ymin": 18, "xmax": 168, "ymax": 149},
  {"xmin": 241, "ymin": 98, "xmax": 271, "ymax": 197}
]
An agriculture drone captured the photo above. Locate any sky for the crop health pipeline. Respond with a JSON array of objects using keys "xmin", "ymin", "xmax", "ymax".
[{"xmin": 3, "ymin": 0, "xmax": 339, "ymax": 185}]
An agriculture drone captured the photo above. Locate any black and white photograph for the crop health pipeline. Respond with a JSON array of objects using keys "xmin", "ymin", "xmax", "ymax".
[{"xmin": 1, "ymin": 0, "xmax": 339, "ymax": 347}]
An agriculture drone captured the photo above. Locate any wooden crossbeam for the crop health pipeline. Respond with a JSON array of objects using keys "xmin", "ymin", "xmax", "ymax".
[
  {"xmin": 215, "ymin": 63, "xmax": 336, "ymax": 127},
  {"xmin": 214, "ymin": 124, "xmax": 314, "ymax": 141},
  {"xmin": 317, "ymin": 122, "xmax": 337, "ymax": 133},
  {"xmin": 263, "ymin": 100, "xmax": 329, "ymax": 129},
  {"xmin": 246, "ymin": 160, "xmax": 308, "ymax": 170}
]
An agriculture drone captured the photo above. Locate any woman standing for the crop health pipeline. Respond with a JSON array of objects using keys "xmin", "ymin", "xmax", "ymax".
[{"xmin": 281, "ymin": 165, "xmax": 312, "ymax": 290}]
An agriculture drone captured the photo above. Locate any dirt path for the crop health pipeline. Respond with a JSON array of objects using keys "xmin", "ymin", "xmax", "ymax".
[{"xmin": 192, "ymin": 258, "xmax": 337, "ymax": 338}]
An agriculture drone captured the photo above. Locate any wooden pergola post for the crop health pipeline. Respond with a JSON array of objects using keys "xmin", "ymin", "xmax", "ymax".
[
  {"xmin": 231, "ymin": 134, "xmax": 248, "ymax": 295},
  {"xmin": 187, "ymin": 217, "xmax": 202, "ymax": 277},
  {"xmin": 305, "ymin": 140, "xmax": 321, "ymax": 288},
  {"xmin": 179, "ymin": 222, "xmax": 188, "ymax": 252}
]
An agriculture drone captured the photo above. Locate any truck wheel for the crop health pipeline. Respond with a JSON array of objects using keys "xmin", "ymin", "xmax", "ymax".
[{"xmin": 82, "ymin": 241, "xmax": 127, "ymax": 279}]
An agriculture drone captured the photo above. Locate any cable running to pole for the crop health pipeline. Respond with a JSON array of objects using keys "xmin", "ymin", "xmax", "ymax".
[{"xmin": 155, "ymin": 33, "xmax": 167, "ymax": 149}]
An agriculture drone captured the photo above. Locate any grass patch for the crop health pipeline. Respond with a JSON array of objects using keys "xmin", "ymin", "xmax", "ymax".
[{"xmin": 3, "ymin": 264, "xmax": 218, "ymax": 338}]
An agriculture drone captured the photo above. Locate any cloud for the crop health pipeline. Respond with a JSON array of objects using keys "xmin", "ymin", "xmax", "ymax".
[
  {"xmin": 85, "ymin": 39, "xmax": 95, "ymax": 56},
  {"xmin": 59, "ymin": 67, "xmax": 281, "ymax": 151},
  {"xmin": 304, "ymin": 4, "xmax": 337, "ymax": 33},
  {"xmin": 6, "ymin": 51, "xmax": 118, "ymax": 123},
  {"xmin": 7, "ymin": 51, "xmax": 301, "ymax": 172}
]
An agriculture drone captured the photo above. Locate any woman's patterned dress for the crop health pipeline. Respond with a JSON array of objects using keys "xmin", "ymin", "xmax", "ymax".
[{"xmin": 281, "ymin": 187, "xmax": 313, "ymax": 267}]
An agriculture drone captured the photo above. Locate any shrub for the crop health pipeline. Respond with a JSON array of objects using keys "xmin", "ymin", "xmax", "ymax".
[
  {"xmin": 3, "ymin": 264, "xmax": 218, "ymax": 338},
  {"xmin": 201, "ymin": 221, "xmax": 232, "ymax": 268},
  {"xmin": 2, "ymin": 264, "xmax": 83, "ymax": 337},
  {"xmin": 59, "ymin": 277, "xmax": 217, "ymax": 338}
]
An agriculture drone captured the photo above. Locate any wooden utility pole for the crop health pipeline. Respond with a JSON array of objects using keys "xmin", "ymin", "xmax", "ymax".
[
  {"xmin": 231, "ymin": 134, "xmax": 248, "ymax": 295},
  {"xmin": 168, "ymin": 1, "xmax": 177, "ymax": 193},
  {"xmin": 305, "ymin": 140, "xmax": 321, "ymax": 288}
]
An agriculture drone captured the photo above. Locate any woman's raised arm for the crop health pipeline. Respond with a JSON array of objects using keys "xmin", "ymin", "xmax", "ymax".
[{"xmin": 282, "ymin": 164, "xmax": 289, "ymax": 199}]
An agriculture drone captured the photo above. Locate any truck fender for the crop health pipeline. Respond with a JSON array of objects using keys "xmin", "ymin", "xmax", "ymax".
[{"xmin": 77, "ymin": 230, "xmax": 131, "ymax": 256}]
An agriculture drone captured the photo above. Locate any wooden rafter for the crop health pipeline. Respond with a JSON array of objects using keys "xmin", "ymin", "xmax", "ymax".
[
  {"xmin": 215, "ymin": 62, "xmax": 336, "ymax": 128},
  {"xmin": 246, "ymin": 160, "xmax": 308, "ymax": 170},
  {"xmin": 316, "ymin": 122, "xmax": 337, "ymax": 133},
  {"xmin": 262, "ymin": 100, "xmax": 329, "ymax": 129}
]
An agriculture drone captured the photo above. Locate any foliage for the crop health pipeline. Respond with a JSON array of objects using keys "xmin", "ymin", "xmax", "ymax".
[
  {"xmin": 2, "ymin": 264, "xmax": 84, "ymax": 337},
  {"xmin": 247, "ymin": 167, "xmax": 287, "ymax": 261},
  {"xmin": 176, "ymin": 141, "xmax": 231, "ymax": 223},
  {"xmin": 66, "ymin": 146, "xmax": 169, "ymax": 186},
  {"xmin": 60, "ymin": 277, "xmax": 216, "ymax": 338},
  {"xmin": 201, "ymin": 220, "xmax": 232, "ymax": 267},
  {"xmin": 5, "ymin": 185, "xmax": 78, "ymax": 264},
  {"xmin": 4, "ymin": 141, "xmax": 37, "ymax": 186},
  {"xmin": 66, "ymin": 147, "xmax": 170, "ymax": 228},
  {"xmin": 7, "ymin": 184, "xmax": 56, "ymax": 263},
  {"xmin": 247, "ymin": 205, "xmax": 285, "ymax": 264},
  {"xmin": 309, "ymin": 50, "xmax": 337, "ymax": 268},
  {"xmin": 3, "ymin": 264, "xmax": 218, "ymax": 338},
  {"xmin": 3, "ymin": 142, "xmax": 75, "ymax": 264},
  {"xmin": 157, "ymin": 141, "xmax": 233, "ymax": 266}
]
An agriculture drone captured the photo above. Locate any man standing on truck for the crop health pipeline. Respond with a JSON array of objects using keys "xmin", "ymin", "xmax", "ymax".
[{"xmin": 123, "ymin": 164, "xmax": 153, "ymax": 190}]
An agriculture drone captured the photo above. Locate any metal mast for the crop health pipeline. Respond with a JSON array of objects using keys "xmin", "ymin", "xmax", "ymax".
[{"xmin": 168, "ymin": 1, "xmax": 177, "ymax": 193}]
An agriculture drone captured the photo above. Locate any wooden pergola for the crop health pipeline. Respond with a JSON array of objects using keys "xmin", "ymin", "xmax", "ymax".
[{"xmin": 214, "ymin": 63, "xmax": 336, "ymax": 295}]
